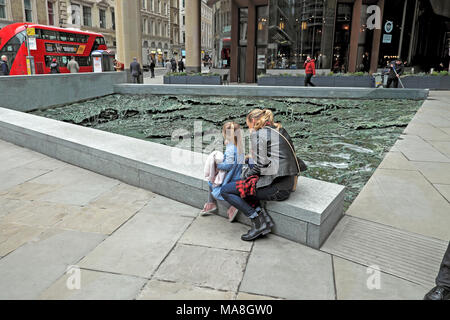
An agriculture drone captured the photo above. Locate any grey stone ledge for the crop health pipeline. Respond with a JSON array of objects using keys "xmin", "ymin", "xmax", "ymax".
[{"xmin": 0, "ymin": 107, "xmax": 345, "ymax": 249}]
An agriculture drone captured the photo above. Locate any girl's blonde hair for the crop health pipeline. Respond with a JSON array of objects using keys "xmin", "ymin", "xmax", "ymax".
[
  {"xmin": 246, "ymin": 109, "xmax": 282, "ymax": 131},
  {"xmin": 222, "ymin": 121, "xmax": 244, "ymax": 155}
]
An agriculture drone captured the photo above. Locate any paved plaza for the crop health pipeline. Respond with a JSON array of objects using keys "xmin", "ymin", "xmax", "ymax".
[{"xmin": 0, "ymin": 92, "xmax": 449, "ymax": 300}]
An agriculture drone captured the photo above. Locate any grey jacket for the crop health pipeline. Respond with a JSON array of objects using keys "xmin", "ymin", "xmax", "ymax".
[
  {"xmin": 244, "ymin": 126, "xmax": 299, "ymax": 189},
  {"xmin": 67, "ymin": 60, "xmax": 79, "ymax": 73},
  {"xmin": 130, "ymin": 61, "xmax": 142, "ymax": 77}
]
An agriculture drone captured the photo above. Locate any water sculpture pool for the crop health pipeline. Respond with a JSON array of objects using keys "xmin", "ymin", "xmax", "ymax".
[{"xmin": 31, "ymin": 94, "xmax": 424, "ymax": 210}]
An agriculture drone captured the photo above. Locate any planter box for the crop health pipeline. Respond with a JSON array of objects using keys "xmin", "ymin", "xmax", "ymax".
[
  {"xmin": 401, "ymin": 76, "xmax": 450, "ymax": 90},
  {"xmin": 164, "ymin": 75, "xmax": 222, "ymax": 85},
  {"xmin": 202, "ymin": 76, "xmax": 222, "ymax": 85},
  {"xmin": 163, "ymin": 76, "xmax": 187, "ymax": 84},
  {"xmin": 258, "ymin": 75, "xmax": 374, "ymax": 88}
]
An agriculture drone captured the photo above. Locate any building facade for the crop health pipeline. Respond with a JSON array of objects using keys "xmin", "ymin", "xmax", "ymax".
[
  {"xmin": 201, "ymin": 0, "xmax": 213, "ymax": 60},
  {"xmin": 208, "ymin": 0, "xmax": 450, "ymax": 83},
  {"xmin": 141, "ymin": 0, "xmax": 171, "ymax": 66},
  {"xmin": 210, "ymin": 0, "xmax": 231, "ymax": 68},
  {"xmin": 0, "ymin": 0, "xmax": 117, "ymax": 53},
  {"xmin": 170, "ymin": 0, "xmax": 181, "ymax": 59},
  {"xmin": 180, "ymin": 0, "xmax": 213, "ymax": 61}
]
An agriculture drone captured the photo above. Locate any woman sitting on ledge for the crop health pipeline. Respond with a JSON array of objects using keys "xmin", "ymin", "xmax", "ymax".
[{"xmin": 220, "ymin": 109, "xmax": 301, "ymax": 241}]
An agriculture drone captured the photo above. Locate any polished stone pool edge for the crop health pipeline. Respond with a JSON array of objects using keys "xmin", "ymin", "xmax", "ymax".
[
  {"xmin": 114, "ymin": 84, "xmax": 429, "ymax": 100},
  {"xmin": 0, "ymin": 106, "xmax": 345, "ymax": 249}
]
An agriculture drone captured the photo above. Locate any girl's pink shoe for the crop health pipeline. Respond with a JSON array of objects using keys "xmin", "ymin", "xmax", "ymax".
[
  {"xmin": 200, "ymin": 203, "xmax": 217, "ymax": 216},
  {"xmin": 227, "ymin": 206, "xmax": 239, "ymax": 222}
]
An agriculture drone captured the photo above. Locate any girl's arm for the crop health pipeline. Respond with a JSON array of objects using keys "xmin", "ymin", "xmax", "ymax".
[{"xmin": 217, "ymin": 145, "xmax": 236, "ymax": 172}]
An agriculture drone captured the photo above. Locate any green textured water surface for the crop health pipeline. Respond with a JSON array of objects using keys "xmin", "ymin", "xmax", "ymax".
[{"xmin": 31, "ymin": 94, "xmax": 423, "ymax": 210}]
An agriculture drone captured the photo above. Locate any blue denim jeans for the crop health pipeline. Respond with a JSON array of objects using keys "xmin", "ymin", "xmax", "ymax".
[{"xmin": 220, "ymin": 181, "xmax": 291, "ymax": 218}]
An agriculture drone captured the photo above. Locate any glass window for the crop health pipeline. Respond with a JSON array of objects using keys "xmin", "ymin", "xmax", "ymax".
[
  {"xmin": 239, "ymin": 8, "xmax": 248, "ymax": 46},
  {"xmin": 48, "ymin": 1, "xmax": 54, "ymax": 25},
  {"xmin": 111, "ymin": 9, "xmax": 115, "ymax": 30},
  {"xmin": 71, "ymin": 3, "xmax": 81, "ymax": 25},
  {"xmin": 0, "ymin": 0, "xmax": 7, "ymax": 19},
  {"xmin": 83, "ymin": 6, "xmax": 92, "ymax": 27},
  {"xmin": 24, "ymin": 0, "xmax": 33, "ymax": 22},
  {"xmin": 99, "ymin": 9, "xmax": 106, "ymax": 29}
]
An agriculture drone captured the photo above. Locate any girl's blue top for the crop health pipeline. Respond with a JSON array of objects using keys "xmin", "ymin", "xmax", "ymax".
[{"xmin": 208, "ymin": 143, "xmax": 244, "ymax": 201}]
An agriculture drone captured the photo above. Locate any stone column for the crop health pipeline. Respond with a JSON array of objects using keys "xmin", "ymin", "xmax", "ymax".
[
  {"xmin": 230, "ymin": 0, "xmax": 239, "ymax": 82},
  {"xmin": 245, "ymin": 3, "xmax": 256, "ymax": 83},
  {"xmin": 370, "ymin": 0, "xmax": 385, "ymax": 74},
  {"xmin": 115, "ymin": 0, "xmax": 142, "ymax": 80},
  {"xmin": 185, "ymin": 0, "xmax": 201, "ymax": 73},
  {"xmin": 348, "ymin": 0, "xmax": 362, "ymax": 73}
]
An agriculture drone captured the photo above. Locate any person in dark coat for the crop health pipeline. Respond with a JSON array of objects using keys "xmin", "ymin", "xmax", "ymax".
[
  {"xmin": 178, "ymin": 58, "xmax": 184, "ymax": 73},
  {"xmin": 304, "ymin": 56, "xmax": 316, "ymax": 87},
  {"xmin": 386, "ymin": 59, "xmax": 404, "ymax": 88},
  {"xmin": 50, "ymin": 58, "xmax": 60, "ymax": 74},
  {"xmin": 149, "ymin": 58, "xmax": 156, "ymax": 78},
  {"xmin": 171, "ymin": 57, "xmax": 177, "ymax": 72},
  {"xmin": 0, "ymin": 55, "xmax": 9, "ymax": 76},
  {"xmin": 130, "ymin": 57, "xmax": 142, "ymax": 84},
  {"xmin": 424, "ymin": 242, "xmax": 450, "ymax": 300}
]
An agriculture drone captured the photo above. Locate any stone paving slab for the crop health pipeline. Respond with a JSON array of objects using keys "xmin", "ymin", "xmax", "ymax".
[
  {"xmin": 79, "ymin": 198, "xmax": 195, "ymax": 278},
  {"xmin": 236, "ymin": 292, "xmax": 281, "ymax": 300},
  {"xmin": 0, "ymin": 182, "xmax": 63, "ymax": 201},
  {"xmin": 410, "ymin": 161, "xmax": 450, "ymax": 185},
  {"xmin": 0, "ymin": 228, "xmax": 105, "ymax": 300},
  {"xmin": 0, "ymin": 223, "xmax": 45, "ymax": 257},
  {"xmin": 404, "ymin": 122, "xmax": 450, "ymax": 141},
  {"xmin": 428, "ymin": 141, "xmax": 450, "ymax": 158},
  {"xmin": 0, "ymin": 198, "xmax": 27, "ymax": 218},
  {"xmin": 435, "ymin": 184, "xmax": 450, "ymax": 202},
  {"xmin": 137, "ymin": 279, "xmax": 235, "ymax": 300},
  {"xmin": 393, "ymin": 135, "xmax": 450, "ymax": 163},
  {"xmin": 154, "ymin": 244, "xmax": 248, "ymax": 292},
  {"xmin": 56, "ymin": 205, "xmax": 140, "ymax": 235},
  {"xmin": 347, "ymin": 168, "xmax": 450, "ymax": 241},
  {"xmin": 30, "ymin": 166, "xmax": 120, "ymax": 206},
  {"xmin": 0, "ymin": 167, "xmax": 51, "ymax": 192},
  {"xmin": 239, "ymin": 235, "xmax": 335, "ymax": 300},
  {"xmin": 178, "ymin": 215, "xmax": 253, "ymax": 252},
  {"xmin": 333, "ymin": 257, "xmax": 428, "ymax": 300},
  {"xmin": 378, "ymin": 152, "xmax": 417, "ymax": 171},
  {"xmin": 0, "ymin": 200, "xmax": 81, "ymax": 228},
  {"xmin": 39, "ymin": 269, "xmax": 147, "ymax": 300}
]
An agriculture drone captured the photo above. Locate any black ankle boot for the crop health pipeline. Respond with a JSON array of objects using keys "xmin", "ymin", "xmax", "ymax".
[
  {"xmin": 241, "ymin": 213, "xmax": 271, "ymax": 241},
  {"xmin": 260, "ymin": 207, "xmax": 274, "ymax": 228}
]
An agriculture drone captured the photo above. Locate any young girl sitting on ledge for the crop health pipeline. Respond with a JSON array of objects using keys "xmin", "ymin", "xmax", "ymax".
[{"xmin": 201, "ymin": 121, "xmax": 245, "ymax": 222}]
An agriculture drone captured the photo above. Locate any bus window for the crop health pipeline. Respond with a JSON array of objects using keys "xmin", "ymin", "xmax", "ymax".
[
  {"xmin": 60, "ymin": 56, "xmax": 68, "ymax": 67},
  {"xmin": 41, "ymin": 30, "xmax": 57, "ymax": 40},
  {"xmin": 0, "ymin": 30, "xmax": 26, "ymax": 67},
  {"xmin": 76, "ymin": 56, "xmax": 92, "ymax": 67},
  {"xmin": 59, "ymin": 32, "xmax": 76, "ymax": 42}
]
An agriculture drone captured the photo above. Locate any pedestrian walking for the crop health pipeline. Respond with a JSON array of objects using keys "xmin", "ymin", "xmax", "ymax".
[
  {"xmin": 304, "ymin": 56, "xmax": 316, "ymax": 87},
  {"xmin": 67, "ymin": 56, "xmax": 80, "ymax": 73},
  {"xmin": 424, "ymin": 242, "xmax": 450, "ymax": 300},
  {"xmin": 150, "ymin": 59, "xmax": 156, "ymax": 78},
  {"xmin": 0, "ymin": 55, "xmax": 9, "ymax": 76},
  {"xmin": 178, "ymin": 58, "xmax": 184, "ymax": 73},
  {"xmin": 171, "ymin": 57, "xmax": 177, "ymax": 72},
  {"xmin": 50, "ymin": 58, "xmax": 60, "ymax": 74},
  {"xmin": 386, "ymin": 59, "xmax": 404, "ymax": 88},
  {"xmin": 130, "ymin": 57, "xmax": 142, "ymax": 84},
  {"xmin": 166, "ymin": 59, "xmax": 172, "ymax": 73}
]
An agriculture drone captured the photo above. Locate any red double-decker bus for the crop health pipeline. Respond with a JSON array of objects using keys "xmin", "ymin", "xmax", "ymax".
[{"xmin": 0, "ymin": 23, "xmax": 107, "ymax": 75}]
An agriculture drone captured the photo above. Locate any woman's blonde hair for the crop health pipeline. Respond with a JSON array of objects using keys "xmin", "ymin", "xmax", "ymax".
[
  {"xmin": 246, "ymin": 109, "xmax": 282, "ymax": 131},
  {"xmin": 222, "ymin": 121, "xmax": 244, "ymax": 155}
]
